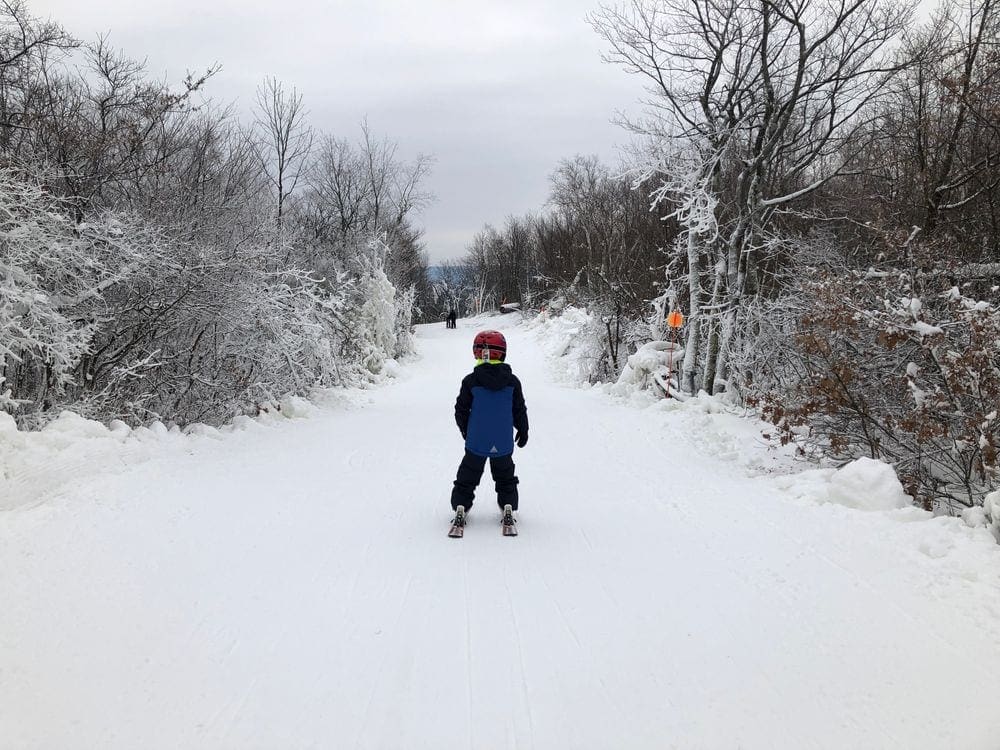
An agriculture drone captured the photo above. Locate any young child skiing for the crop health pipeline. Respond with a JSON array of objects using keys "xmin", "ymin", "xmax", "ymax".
[{"xmin": 449, "ymin": 330, "xmax": 528, "ymax": 537}]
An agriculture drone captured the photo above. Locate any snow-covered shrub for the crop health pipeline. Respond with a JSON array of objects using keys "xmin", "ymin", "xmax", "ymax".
[
  {"xmin": 392, "ymin": 284, "xmax": 417, "ymax": 359},
  {"xmin": 526, "ymin": 306, "xmax": 611, "ymax": 384},
  {"xmin": 66, "ymin": 233, "xmax": 353, "ymax": 425},
  {"xmin": 0, "ymin": 174, "xmax": 147, "ymax": 420},
  {"xmin": 745, "ymin": 265, "xmax": 1000, "ymax": 512},
  {"xmin": 349, "ymin": 257, "xmax": 399, "ymax": 375},
  {"xmin": 617, "ymin": 340, "xmax": 684, "ymax": 394},
  {"xmin": 0, "ymin": 170, "xmax": 416, "ymax": 427},
  {"xmin": 527, "ymin": 301, "xmax": 688, "ymax": 393}
]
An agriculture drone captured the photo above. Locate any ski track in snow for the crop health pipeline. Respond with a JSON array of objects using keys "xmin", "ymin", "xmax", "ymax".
[{"xmin": 2, "ymin": 316, "xmax": 1000, "ymax": 749}]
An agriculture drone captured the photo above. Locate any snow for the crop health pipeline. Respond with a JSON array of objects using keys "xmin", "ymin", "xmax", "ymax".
[
  {"xmin": 522, "ymin": 306, "xmax": 606, "ymax": 385},
  {"xmin": 902, "ymin": 296, "xmax": 923, "ymax": 316},
  {"xmin": 617, "ymin": 340, "xmax": 685, "ymax": 390},
  {"xmin": 985, "ymin": 490, "xmax": 1000, "ymax": 542},
  {"xmin": 2, "ymin": 315, "xmax": 1000, "ymax": 749},
  {"xmin": 380, "ymin": 358, "xmax": 403, "ymax": 379},
  {"xmin": 827, "ymin": 457, "xmax": 913, "ymax": 511},
  {"xmin": 963, "ymin": 505, "xmax": 988, "ymax": 528},
  {"xmin": 0, "ymin": 397, "xmax": 331, "ymax": 512},
  {"xmin": 278, "ymin": 394, "xmax": 317, "ymax": 419},
  {"xmin": 912, "ymin": 320, "xmax": 944, "ymax": 337}
]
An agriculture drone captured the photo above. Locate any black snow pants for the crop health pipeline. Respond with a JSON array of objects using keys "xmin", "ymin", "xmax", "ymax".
[{"xmin": 451, "ymin": 450, "xmax": 519, "ymax": 511}]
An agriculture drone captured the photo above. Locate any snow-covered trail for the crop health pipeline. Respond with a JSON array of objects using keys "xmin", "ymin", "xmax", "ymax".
[{"xmin": 3, "ymin": 318, "xmax": 1000, "ymax": 749}]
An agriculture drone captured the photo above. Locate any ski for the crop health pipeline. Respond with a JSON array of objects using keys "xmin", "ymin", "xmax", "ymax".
[
  {"xmin": 448, "ymin": 506, "xmax": 466, "ymax": 538},
  {"xmin": 501, "ymin": 504, "xmax": 518, "ymax": 536}
]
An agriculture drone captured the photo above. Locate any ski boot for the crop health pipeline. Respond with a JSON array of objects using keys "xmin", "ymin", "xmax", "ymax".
[{"xmin": 501, "ymin": 504, "xmax": 517, "ymax": 536}]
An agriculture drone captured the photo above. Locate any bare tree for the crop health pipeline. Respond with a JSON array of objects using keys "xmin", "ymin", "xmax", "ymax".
[
  {"xmin": 592, "ymin": 0, "xmax": 915, "ymax": 392},
  {"xmin": 912, "ymin": 0, "xmax": 1000, "ymax": 234},
  {"xmin": 254, "ymin": 76, "xmax": 313, "ymax": 239},
  {"xmin": 845, "ymin": 0, "xmax": 1000, "ymax": 256},
  {"xmin": 0, "ymin": 0, "xmax": 77, "ymax": 155},
  {"xmin": 16, "ymin": 36, "xmax": 217, "ymax": 221},
  {"xmin": 302, "ymin": 124, "xmax": 433, "ymax": 282}
]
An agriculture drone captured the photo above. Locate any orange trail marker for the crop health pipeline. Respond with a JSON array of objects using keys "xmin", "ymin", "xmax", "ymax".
[{"xmin": 665, "ymin": 310, "xmax": 685, "ymax": 397}]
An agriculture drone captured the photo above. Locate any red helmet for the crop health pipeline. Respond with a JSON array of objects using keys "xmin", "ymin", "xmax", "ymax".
[{"xmin": 473, "ymin": 330, "xmax": 507, "ymax": 362}]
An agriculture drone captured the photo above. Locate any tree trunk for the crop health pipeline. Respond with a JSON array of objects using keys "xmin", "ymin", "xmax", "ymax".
[
  {"xmin": 682, "ymin": 231, "xmax": 702, "ymax": 393},
  {"xmin": 713, "ymin": 305, "xmax": 736, "ymax": 395},
  {"xmin": 702, "ymin": 255, "xmax": 726, "ymax": 393}
]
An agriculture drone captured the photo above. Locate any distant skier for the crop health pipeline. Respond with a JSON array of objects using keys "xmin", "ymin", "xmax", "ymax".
[
  {"xmin": 448, "ymin": 330, "xmax": 528, "ymax": 537},
  {"xmin": 446, "ymin": 309, "xmax": 457, "ymax": 329}
]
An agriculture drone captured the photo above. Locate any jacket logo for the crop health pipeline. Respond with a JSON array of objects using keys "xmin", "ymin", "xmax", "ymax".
[{"xmin": 490, "ymin": 445, "xmax": 498, "ymax": 453}]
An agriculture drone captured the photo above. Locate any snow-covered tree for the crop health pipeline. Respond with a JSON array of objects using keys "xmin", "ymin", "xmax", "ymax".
[
  {"xmin": 592, "ymin": 0, "xmax": 914, "ymax": 392},
  {"xmin": 0, "ymin": 8, "xmax": 431, "ymax": 428},
  {"xmin": 0, "ymin": 173, "xmax": 145, "ymax": 416}
]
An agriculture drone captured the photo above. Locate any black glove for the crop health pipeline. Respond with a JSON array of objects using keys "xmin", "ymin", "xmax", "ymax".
[{"xmin": 515, "ymin": 430, "xmax": 528, "ymax": 448}]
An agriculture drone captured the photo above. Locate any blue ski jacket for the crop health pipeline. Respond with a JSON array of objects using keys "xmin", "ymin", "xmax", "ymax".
[{"xmin": 454, "ymin": 363, "xmax": 528, "ymax": 457}]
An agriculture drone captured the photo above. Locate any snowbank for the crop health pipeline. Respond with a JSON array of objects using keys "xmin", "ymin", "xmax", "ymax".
[
  {"xmin": 772, "ymin": 458, "xmax": 912, "ymax": 512},
  {"xmin": 523, "ymin": 308, "xmax": 795, "ymax": 466},
  {"xmin": 827, "ymin": 457, "xmax": 912, "ymax": 511},
  {"xmin": 522, "ymin": 306, "xmax": 608, "ymax": 385},
  {"xmin": 984, "ymin": 490, "xmax": 1000, "ymax": 542},
  {"xmin": 0, "ymin": 311, "xmax": 437, "ymax": 513},
  {"xmin": 1, "ymin": 411, "xmax": 168, "ymax": 511},
  {"xmin": 381, "ymin": 358, "xmax": 403, "ymax": 379},
  {"xmin": 0, "ymin": 393, "xmax": 325, "ymax": 512}
]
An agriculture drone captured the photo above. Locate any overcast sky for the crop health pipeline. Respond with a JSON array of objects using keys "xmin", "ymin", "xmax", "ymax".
[{"xmin": 33, "ymin": 0, "xmax": 643, "ymax": 262}]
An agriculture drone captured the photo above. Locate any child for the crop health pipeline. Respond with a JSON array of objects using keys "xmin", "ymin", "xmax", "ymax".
[{"xmin": 449, "ymin": 330, "xmax": 528, "ymax": 536}]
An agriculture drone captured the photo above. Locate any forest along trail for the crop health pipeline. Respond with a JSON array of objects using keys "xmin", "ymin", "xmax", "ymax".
[{"xmin": 2, "ymin": 317, "xmax": 999, "ymax": 749}]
